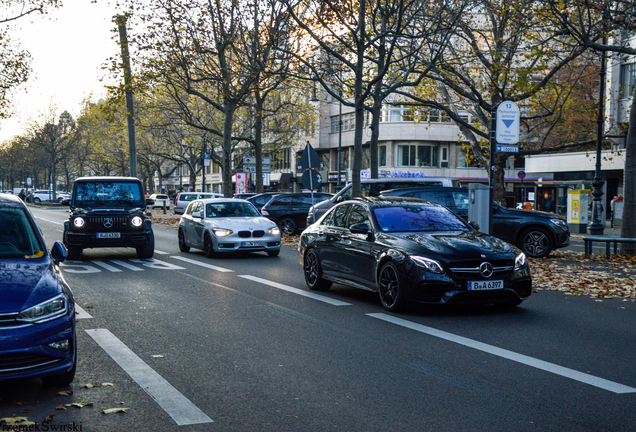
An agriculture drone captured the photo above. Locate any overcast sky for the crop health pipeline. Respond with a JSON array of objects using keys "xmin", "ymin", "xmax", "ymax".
[{"xmin": 0, "ymin": 0, "xmax": 122, "ymax": 142}]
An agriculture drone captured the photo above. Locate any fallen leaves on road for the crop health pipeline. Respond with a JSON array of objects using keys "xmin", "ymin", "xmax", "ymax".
[
  {"xmin": 65, "ymin": 402, "xmax": 93, "ymax": 408},
  {"xmin": 0, "ymin": 417, "xmax": 35, "ymax": 426},
  {"xmin": 102, "ymin": 408, "xmax": 129, "ymax": 414},
  {"xmin": 530, "ymin": 250, "xmax": 636, "ymax": 299}
]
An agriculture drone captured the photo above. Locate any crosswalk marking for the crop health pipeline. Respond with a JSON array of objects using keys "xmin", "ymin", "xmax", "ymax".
[{"xmin": 75, "ymin": 304, "xmax": 93, "ymax": 319}]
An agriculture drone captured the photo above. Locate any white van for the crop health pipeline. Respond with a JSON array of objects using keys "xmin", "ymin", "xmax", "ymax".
[
  {"xmin": 307, "ymin": 177, "xmax": 459, "ymax": 224},
  {"xmin": 174, "ymin": 192, "xmax": 224, "ymax": 214}
]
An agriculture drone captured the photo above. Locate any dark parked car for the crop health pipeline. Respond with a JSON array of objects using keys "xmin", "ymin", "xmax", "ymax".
[
  {"xmin": 262, "ymin": 192, "xmax": 333, "ymax": 235},
  {"xmin": 299, "ymin": 197, "xmax": 531, "ymax": 311},
  {"xmin": 381, "ymin": 187, "xmax": 569, "ymax": 258},
  {"xmin": 62, "ymin": 176, "xmax": 155, "ymax": 259},
  {"xmin": 246, "ymin": 192, "xmax": 283, "ymax": 213},
  {"xmin": 0, "ymin": 193, "xmax": 77, "ymax": 385}
]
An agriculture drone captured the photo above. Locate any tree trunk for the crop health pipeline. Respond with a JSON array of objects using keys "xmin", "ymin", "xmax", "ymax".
[
  {"xmin": 222, "ymin": 101, "xmax": 237, "ymax": 197},
  {"xmin": 620, "ymin": 95, "xmax": 636, "ymax": 253}
]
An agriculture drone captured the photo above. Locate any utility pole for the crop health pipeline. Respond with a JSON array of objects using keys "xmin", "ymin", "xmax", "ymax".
[{"xmin": 116, "ymin": 15, "xmax": 137, "ymax": 178}]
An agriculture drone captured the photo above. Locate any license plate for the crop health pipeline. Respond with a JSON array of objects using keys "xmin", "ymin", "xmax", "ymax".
[
  {"xmin": 468, "ymin": 280, "xmax": 503, "ymax": 290},
  {"xmin": 97, "ymin": 232, "xmax": 121, "ymax": 239},
  {"xmin": 241, "ymin": 241, "xmax": 264, "ymax": 247}
]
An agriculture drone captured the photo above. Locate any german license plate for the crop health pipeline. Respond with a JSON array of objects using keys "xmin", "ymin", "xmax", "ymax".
[
  {"xmin": 97, "ymin": 232, "xmax": 121, "ymax": 239},
  {"xmin": 241, "ymin": 241, "xmax": 264, "ymax": 247},
  {"xmin": 468, "ymin": 280, "xmax": 503, "ymax": 290}
]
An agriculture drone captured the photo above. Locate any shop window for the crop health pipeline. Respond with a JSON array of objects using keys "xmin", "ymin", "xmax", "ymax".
[{"xmin": 397, "ymin": 145, "xmax": 439, "ymax": 167}]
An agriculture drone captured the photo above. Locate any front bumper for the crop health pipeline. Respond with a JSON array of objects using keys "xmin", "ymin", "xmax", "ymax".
[
  {"xmin": 66, "ymin": 229, "xmax": 153, "ymax": 248},
  {"xmin": 213, "ymin": 233, "xmax": 281, "ymax": 253},
  {"xmin": 0, "ymin": 311, "xmax": 76, "ymax": 381},
  {"xmin": 403, "ymin": 264, "xmax": 532, "ymax": 305}
]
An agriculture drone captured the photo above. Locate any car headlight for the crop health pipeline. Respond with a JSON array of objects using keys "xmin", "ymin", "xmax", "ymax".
[
  {"xmin": 268, "ymin": 227, "xmax": 280, "ymax": 236},
  {"xmin": 73, "ymin": 217, "xmax": 85, "ymax": 228},
  {"xmin": 514, "ymin": 252, "xmax": 528, "ymax": 270},
  {"xmin": 18, "ymin": 293, "xmax": 69, "ymax": 324},
  {"xmin": 213, "ymin": 229, "xmax": 233, "ymax": 237},
  {"xmin": 550, "ymin": 219, "xmax": 567, "ymax": 229},
  {"xmin": 131, "ymin": 216, "xmax": 143, "ymax": 227},
  {"xmin": 412, "ymin": 256, "xmax": 445, "ymax": 274}
]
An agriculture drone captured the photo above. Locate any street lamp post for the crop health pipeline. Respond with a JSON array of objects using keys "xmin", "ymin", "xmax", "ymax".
[
  {"xmin": 337, "ymin": 89, "xmax": 343, "ymax": 191},
  {"xmin": 589, "ymin": 15, "xmax": 609, "ymax": 235}
]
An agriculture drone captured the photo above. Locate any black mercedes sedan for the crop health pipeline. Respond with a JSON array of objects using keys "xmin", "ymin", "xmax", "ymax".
[{"xmin": 298, "ymin": 197, "xmax": 531, "ymax": 312}]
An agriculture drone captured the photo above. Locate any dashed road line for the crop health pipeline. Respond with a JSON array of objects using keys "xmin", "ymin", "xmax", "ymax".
[
  {"xmin": 86, "ymin": 329, "xmax": 213, "ymax": 426},
  {"xmin": 367, "ymin": 313, "xmax": 636, "ymax": 394},
  {"xmin": 238, "ymin": 275, "xmax": 351, "ymax": 306},
  {"xmin": 75, "ymin": 304, "xmax": 93, "ymax": 319},
  {"xmin": 171, "ymin": 256, "xmax": 234, "ymax": 272}
]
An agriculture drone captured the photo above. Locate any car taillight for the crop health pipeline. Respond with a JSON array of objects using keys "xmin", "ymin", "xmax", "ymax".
[
  {"xmin": 175, "ymin": 194, "xmax": 180, "ymax": 205},
  {"xmin": 261, "ymin": 207, "xmax": 269, "ymax": 215}
]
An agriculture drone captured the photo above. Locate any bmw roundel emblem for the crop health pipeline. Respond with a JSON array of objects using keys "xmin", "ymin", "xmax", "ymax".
[
  {"xmin": 479, "ymin": 262, "xmax": 494, "ymax": 278},
  {"xmin": 103, "ymin": 218, "xmax": 114, "ymax": 228}
]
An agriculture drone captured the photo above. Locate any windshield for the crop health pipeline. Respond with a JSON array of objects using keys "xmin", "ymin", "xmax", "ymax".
[
  {"xmin": 206, "ymin": 202, "xmax": 260, "ymax": 218},
  {"xmin": 373, "ymin": 204, "xmax": 469, "ymax": 233},
  {"xmin": 0, "ymin": 207, "xmax": 46, "ymax": 259},
  {"xmin": 74, "ymin": 182, "xmax": 143, "ymax": 204}
]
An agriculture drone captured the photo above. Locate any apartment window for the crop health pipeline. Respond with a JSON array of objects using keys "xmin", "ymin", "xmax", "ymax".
[
  {"xmin": 379, "ymin": 145, "xmax": 387, "ymax": 167},
  {"xmin": 440, "ymin": 146, "xmax": 449, "ymax": 168},
  {"xmin": 620, "ymin": 62, "xmax": 636, "ymax": 98},
  {"xmin": 331, "ymin": 113, "xmax": 356, "ymax": 133},
  {"xmin": 397, "ymin": 144, "xmax": 438, "ymax": 167}
]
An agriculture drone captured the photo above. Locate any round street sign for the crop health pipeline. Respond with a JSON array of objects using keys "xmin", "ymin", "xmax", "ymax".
[
  {"xmin": 518, "ymin": 171, "xmax": 526, "ymax": 179},
  {"xmin": 301, "ymin": 170, "xmax": 322, "ymax": 190}
]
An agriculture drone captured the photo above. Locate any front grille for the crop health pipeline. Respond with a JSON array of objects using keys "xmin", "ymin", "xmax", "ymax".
[
  {"xmin": 238, "ymin": 230, "xmax": 266, "ymax": 238},
  {"xmin": 87, "ymin": 216, "xmax": 128, "ymax": 230},
  {"xmin": 0, "ymin": 312, "xmax": 21, "ymax": 328},
  {"xmin": 0, "ymin": 353, "xmax": 63, "ymax": 376},
  {"xmin": 448, "ymin": 259, "xmax": 513, "ymax": 280}
]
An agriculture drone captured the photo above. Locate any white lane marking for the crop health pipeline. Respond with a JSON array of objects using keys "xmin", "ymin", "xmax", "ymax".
[
  {"xmin": 238, "ymin": 275, "xmax": 351, "ymax": 306},
  {"xmin": 130, "ymin": 258, "xmax": 186, "ymax": 270},
  {"xmin": 60, "ymin": 261, "xmax": 101, "ymax": 274},
  {"xmin": 171, "ymin": 256, "xmax": 234, "ymax": 273},
  {"xmin": 110, "ymin": 260, "xmax": 144, "ymax": 271},
  {"xmin": 35, "ymin": 217, "xmax": 62, "ymax": 225},
  {"xmin": 154, "ymin": 249, "xmax": 169, "ymax": 255},
  {"xmin": 367, "ymin": 313, "xmax": 636, "ymax": 394},
  {"xmin": 85, "ymin": 329, "xmax": 213, "ymax": 426},
  {"xmin": 92, "ymin": 260, "xmax": 123, "ymax": 272},
  {"xmin": 75, "ymin": 304, "xmax": 93, "ymax": 319}
]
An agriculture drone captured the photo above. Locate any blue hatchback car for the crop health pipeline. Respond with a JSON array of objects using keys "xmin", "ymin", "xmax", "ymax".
[{"xmin": 0, "ymin": 194, "xmax": 76, "ymax": 385}]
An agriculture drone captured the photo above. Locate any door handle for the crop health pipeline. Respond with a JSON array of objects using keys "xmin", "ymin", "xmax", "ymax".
[{"xmin": 341, "ymin": 234, "xmax": 350, "ymax": 240}]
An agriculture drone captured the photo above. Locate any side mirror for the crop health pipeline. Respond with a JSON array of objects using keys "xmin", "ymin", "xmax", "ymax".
[
  {"xmin": 192, "ymin": 211, "xmax": 202, "ymax": 219},
  {"xmin": 146, "ymin": 198, "xmax": 155, "ymax": 206},
  {"xmin": 335, "ymin": 196, "xmax": 343, "ymax": 203},
  {"xmin": 349, "ymin": 223, "xmax": 370, "ymax": 234},
  {"xmin": 61, "ymin": 199, "xmax": 70, "ymax": 206},
  {"xmin": 51, "ymin": 241, "xmax": 67, "ymax": 265},
  {"xmin": 468, "ymin": 221, "xmax": 480, "ymax": 231}
]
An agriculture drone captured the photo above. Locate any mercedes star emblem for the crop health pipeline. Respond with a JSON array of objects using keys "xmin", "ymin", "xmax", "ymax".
[
  {"xmin": 479, "ymin": 262, "xmax": 494, "ymax": 278},
  {"xmin": 103, "ymin": 218, "xmax": 114, "ymax": 228}
]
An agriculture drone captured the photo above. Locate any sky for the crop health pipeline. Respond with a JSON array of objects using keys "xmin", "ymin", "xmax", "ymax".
[{"xmin": 0, "ymin": 0, "xmax": 122, "ymax": 142}]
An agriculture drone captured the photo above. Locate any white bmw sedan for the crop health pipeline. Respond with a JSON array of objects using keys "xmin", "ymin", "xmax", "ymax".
[{"xmin": 178, "ymin": 198, "xmax": 281, "ymax": 257}]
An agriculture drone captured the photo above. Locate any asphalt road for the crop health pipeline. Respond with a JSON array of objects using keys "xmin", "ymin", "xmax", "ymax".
[{"xmin": 1, "ymin": 206, "xmax": 635, "ymax": 432}]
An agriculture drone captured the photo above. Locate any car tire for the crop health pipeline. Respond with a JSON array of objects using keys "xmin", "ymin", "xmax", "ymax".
[
  {"xmin": 519, "ymin": 227, "xmax": 553, "ymax": 258},
  {"xmin": 178, "ymin": 229, "xmax": 190, "ymax": 252},
  {"xmin": 279, "ymin": 217, "xmax": 297, "ymax": 235},
  {"xmin": 303, "ymin": 249, "xmax": 332, "ymax": 291},
  {"xmin": 204, "ymin": 234, "xmax": 215, "ymax": 258},
  {"xmin": 66, "ymin": 245, "xmax": 82, "ymax": 260},
  {"xmin": 136, "ymin": 232, "xmax": 155, "ymax": 259},
  {"xmin": 267, "ymin": 249, "xmax": 280, "ymax": 257},
  {"xmin": 42, "ymin": 343, "xmax": 76, "ymax": 387},
  {"xmin": 378, "ymin": 261, "xmax": 406, "ymax": 312},
  {"xmin": 33, "ymin": 197, "xmax": 41, "ymax": 204}
]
